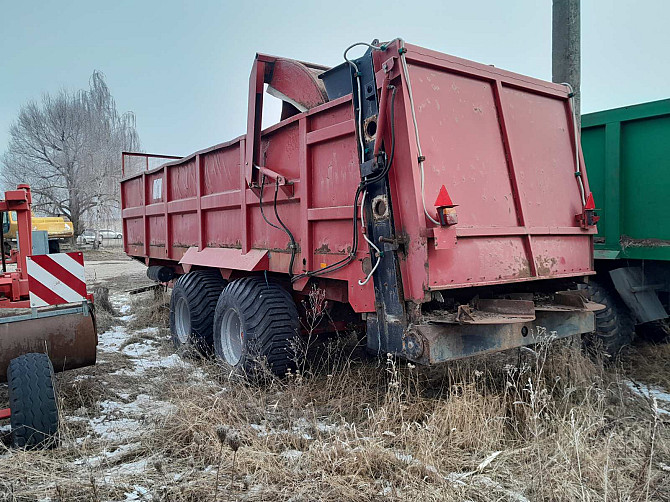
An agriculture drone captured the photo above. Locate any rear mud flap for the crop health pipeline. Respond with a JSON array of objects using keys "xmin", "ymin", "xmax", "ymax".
[{"xmin": 610, "ymin": 267, "xmax": 668, "ymax": 324}]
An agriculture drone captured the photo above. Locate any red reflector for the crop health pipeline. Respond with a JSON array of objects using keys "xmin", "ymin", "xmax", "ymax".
[
  {"xmin": 584, "ymin": 192, "xmax": 596, "ymax": 210},
  {"xmin": 434, "ymin": 185, "xmax": 456, "ymax": 207}
]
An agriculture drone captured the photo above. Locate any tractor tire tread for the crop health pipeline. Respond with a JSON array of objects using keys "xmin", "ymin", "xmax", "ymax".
[
  {"xmin": 170, "ymin": 270, "xmax": 227, "ymax": 351},
  {"xmin": 214, "ymin": 276, "xmax": 299, "ymax": 377},
  {"xmin": 586, "ymin": 280, "xmax": 634, "ymax": 357},
  {"xmin": 7, "ymin": 353, "xmax": 59, "ymax": 449}
]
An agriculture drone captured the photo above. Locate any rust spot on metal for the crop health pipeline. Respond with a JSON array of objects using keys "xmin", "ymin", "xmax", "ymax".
[
  {"xmin": 0, "ymin": 307, "xmax": 96, "ymax": 382},
  {"xmin": 621, "ymin": 235, "xmax": 670, "ymax": 248},
  {"xmin": 314, "ymin": 243, "xmax": 331, "ymax": 254},
  {"xmin": 512, "ymin": 257, "xmax": 532, "ymax": 278},
  {"xmin": 535, "ymin": 256, "xmax": 557, "ymax": 276}
]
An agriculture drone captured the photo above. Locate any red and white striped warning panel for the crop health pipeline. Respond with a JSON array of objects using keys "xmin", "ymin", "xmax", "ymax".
[{"xmin": 26, "ymin": 252, "xmax": 87, "ymax": 307}]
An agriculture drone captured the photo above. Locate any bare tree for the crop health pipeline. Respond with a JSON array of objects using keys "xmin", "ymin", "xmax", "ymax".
[{"xmin": 1, "ymin": 71, "xmax": 140, "ymax": 238}]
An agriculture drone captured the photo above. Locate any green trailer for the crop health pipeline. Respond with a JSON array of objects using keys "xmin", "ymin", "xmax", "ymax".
[{"xmin": 582, "ymin": 99, "xmax": 670, "ymax": 342}]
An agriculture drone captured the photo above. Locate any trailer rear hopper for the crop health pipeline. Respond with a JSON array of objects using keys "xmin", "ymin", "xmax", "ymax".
[{"xmin": 122, "ymin": 39, "xmax": 601, "ymax": 375}]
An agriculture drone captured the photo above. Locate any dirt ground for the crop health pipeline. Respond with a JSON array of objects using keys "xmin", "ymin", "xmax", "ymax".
[
  {"xmin": 83, "ymin": 249, "xmax": 150, "ymax": 291},
  {"xmin": 0, "ymin": 250, "xmax": 669, "ymax": 501}
]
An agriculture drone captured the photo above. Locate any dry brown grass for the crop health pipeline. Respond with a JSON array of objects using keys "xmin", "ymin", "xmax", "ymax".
[
  {"xmin": 623, "ymin": 341, "xmax": 670, "ymax": 389},
  {"xmin": 1, "ymin": 294, "xmax": 669, "ymax": 501},
  {"xmin": 94, "ymin": 310, "xmax": 115, "ymax": 335},
  {"xmin": 127, "ymin": 289, "xmax": 170, "ymax": 332}
]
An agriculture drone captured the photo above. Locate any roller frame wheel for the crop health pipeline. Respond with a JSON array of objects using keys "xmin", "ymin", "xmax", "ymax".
[{"xmin": 7, "ymin": 353, "xmax": 59, "ymax": 449}]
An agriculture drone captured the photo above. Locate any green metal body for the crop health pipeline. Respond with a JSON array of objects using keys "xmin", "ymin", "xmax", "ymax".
[{"xmin": 581, "ymin": 99, "xmax": 670, "ymax": 261}]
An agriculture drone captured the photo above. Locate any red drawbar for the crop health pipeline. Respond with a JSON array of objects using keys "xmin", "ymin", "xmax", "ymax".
[
  {"xmin": 434, "ymin": 185, "xmax": 456, "ymax": 207},
  {"xmin": 0, "ymin": 408, "xmax": 10, "ymax": 420}
]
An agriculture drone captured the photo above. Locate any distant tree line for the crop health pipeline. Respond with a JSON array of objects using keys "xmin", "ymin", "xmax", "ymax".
[{"xmin": 1, "ymin": 71, "xmax": 140, "ymax": 237}]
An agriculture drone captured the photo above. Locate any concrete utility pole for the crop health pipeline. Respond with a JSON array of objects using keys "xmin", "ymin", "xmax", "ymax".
[{"xmin": 552, "ymin": 0, "xmax": 581, "ymax": 129}]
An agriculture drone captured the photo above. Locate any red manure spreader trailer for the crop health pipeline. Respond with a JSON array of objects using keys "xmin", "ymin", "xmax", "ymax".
[{"xmin": 122, "ymin": 39, "xmax": 601, "ymax": 376}]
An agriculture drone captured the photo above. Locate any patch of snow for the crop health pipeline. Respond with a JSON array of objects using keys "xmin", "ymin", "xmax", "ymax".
[
  {"xmin": 88, "ymin": 394, "xmax": 175, "ymax": 442},
  {"xmin": 393, "ymin": 450, "xmax": 528, "ymax": 501},
  {"xmin": 98, "ymin": 326, "xmax": 130, "ymax": 352},
  {"xmin": 122, "ymin": 341, "xmax": 157, "ymax": 359},
  {"xmin": 626, "ymin": 381, "xmax": 670, "ymax": 415},
  {"xmin": 91, "ymin": 417, "xmax": 143, "ymax": 442},
  {"xmin": 102, "ymin": 457, "xmax": 149, "ymax": 480},
  {"xmin": 280, "ymin": 449, "xmax": 303, "ymax": 462},
  {"xmin": 112, "ymin": 294, "xmax": 131, "ymax": 313},
  {"xmin": 113, "ymin": 353, "xmax": 186, "ymax": 377},
  {"xmin": 250, "ymin": 418, "xmax": 341, "ymax": 442},
  {"xmin": 99, "ymin": 394, "xmax": 176, "ymax": 416},
  {"xmin": 124, "ymin": 485, "xmax": 151, "ymax": 501},
  {"xmin": 251, "ymin": 422, "xmax": 311, "ymax": 440},
  {"xmin": 74, "ymin": 442, "xmax": 142, "ymax": 468},
  {"xmin": 72, "ymin": 374, "xmax": 96, "ymax": 382},
  {"xmin": 378, "ymin": 485, "xmax": 393, "ymax": 496},
  {"xmin": 315, "ymin": 421, "xmax": 340, "ymax": 434},
  {"xmin": 111, "ymin": 294, "xmax": 134, "ymax": 322}
]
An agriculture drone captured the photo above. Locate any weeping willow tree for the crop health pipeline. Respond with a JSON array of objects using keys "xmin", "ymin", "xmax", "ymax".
[{"xmin": 1, "ymin": 71, "xmax": 140, "ymax": 237}]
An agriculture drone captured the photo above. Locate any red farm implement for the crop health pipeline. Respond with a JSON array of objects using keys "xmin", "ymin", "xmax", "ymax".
[
  {"xmin": 0, "ymin": 185, "xmax": 96, "ymax": 448},
  {"xmin": 122, "ymin": 39, "xmax": 601, "ymax": 376}
]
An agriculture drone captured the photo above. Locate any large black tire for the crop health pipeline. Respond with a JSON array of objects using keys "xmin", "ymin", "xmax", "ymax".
[
  {"xmin": 213, "ymin": 277, "xmax": 299, "ymax": 377},
  {"xmin": 586, "ymin": 280, "xmax": 635, "ymax": 357},
  {"xmin": 7, "ymin": 353, "xmax": 59, "ymax": 449},
  {"xmin": 169, "ymin": 270, "xmax": 228, "ymax": 353}
]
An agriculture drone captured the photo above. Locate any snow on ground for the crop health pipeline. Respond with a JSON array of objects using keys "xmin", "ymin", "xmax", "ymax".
[
  {"xmin": 97, "ymin": 325, "xmax": 130, "ymax": 352},
  {"xmin": 67, "ymin": 291, "xmax": 192, "ymax": 471},
  {"xmin": 626, "ymin": 380, "xmax": 670, "ymax": 415},
  {"xmin": 97, "ymin": 312, "xmax": 193, "ymax": 377}
]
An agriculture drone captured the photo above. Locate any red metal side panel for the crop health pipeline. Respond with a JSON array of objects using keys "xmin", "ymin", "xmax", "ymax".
[
  {"xmin": 201, "ymin": 145, "xmax": 243, "ymax": 249},
  {"xmin": 120, "ymin": 99, "xmax": 376, "ymax": 312},
  {"xmin": 168, "ymin": 159, "xmax": 197, "ymax": 200},
  {"xmin": 122, "ymin": 176, "xmax": 145, "ymax": 257},
  {"xmin": 395, "ymin": 43, "xmax": 594, "ymax": 292},
  {"xmin": 501, "ymin": 86, "xmax": 585, "ymax": 227},
  {"xmin": 408, "ymin": 69, "xmax": 517, "ymax": 228}
]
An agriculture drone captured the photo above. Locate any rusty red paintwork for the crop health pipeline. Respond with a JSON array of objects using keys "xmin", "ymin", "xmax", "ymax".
[
  {"xmin": 121, "ymin": 40, "xmax": 595, "ymax": 314},
  {"xmin": 0, "ymin": 306, "xmax": 97, "ymax": 382}
]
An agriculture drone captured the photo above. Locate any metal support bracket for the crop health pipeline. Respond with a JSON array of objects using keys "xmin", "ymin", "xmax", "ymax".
[{"xmin": 349, "ymin": 47, "xmax": 408, "ymax": 357}]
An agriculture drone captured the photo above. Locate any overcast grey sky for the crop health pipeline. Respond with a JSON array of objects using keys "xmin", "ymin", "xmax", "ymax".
[{"xmin": 1, "ymin": 1, "xmax": 668, "ymax": 156}]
